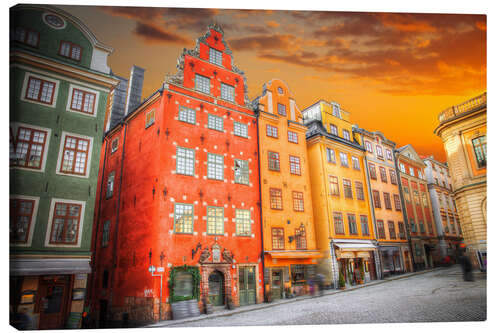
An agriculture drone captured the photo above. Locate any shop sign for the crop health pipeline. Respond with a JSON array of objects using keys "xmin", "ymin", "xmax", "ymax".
[
  {"xmin": 357, "ymin": 251, "xmax": 370, "ymax": 258},
  {"xmin": 340, "ymin": 251, "xmax": 355, "ymax": 259}
]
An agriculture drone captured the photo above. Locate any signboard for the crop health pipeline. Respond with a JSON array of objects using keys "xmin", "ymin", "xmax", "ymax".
[
  {"xmin": 357, "ymin": 251, "xmax": 371, "ymax": 258},
  {"xmin": 339, "ymin": 251, "xmax": 355, "ymax": 259}
]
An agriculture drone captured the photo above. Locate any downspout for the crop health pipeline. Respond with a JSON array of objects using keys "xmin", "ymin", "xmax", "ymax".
[
  {"xmin": 394, "ymin": 151, "xmax": 417, "ymax": 272},
  {"xmin": 255, "ymin": 113, "xmax": 267, "ymax": 303},
  {"xmin": 87, "ymin": 136, "xmax": 109, "ymax": 317},
  {"xmin": 109, "ymin": 122, "xmax": 128, "ymax": 310}
]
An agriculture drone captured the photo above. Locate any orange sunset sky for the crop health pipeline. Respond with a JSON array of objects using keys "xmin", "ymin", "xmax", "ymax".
[{"xmin": 59, "ymin": 4, "xmax": 487, "ymax": 162}]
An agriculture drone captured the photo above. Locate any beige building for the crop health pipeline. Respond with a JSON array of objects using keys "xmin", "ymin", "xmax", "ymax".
[{"xmin": 435, "ymin": 92, "xmax": 486, "ymax": 270}]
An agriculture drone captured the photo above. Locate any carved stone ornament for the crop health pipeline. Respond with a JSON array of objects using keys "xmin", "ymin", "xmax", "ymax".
[
  {"xmin": 199, "ymin": 247, "xmax": 211, "ymax": 263},
  {"xmin": 222, "ymin": 249, "xmax": 233, "ymax": 263},
  {"xmin": 212, "ymin": 244, "xmax": 221, "ymax": 263}
]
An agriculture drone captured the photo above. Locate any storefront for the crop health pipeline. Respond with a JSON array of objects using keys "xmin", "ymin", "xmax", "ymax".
[{"xmin": 379, "ymin": 245, "xmax": 405, "ymax": 276}]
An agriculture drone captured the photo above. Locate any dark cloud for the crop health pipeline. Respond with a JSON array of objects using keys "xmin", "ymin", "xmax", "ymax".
[
  {"xmin": 228, "ymin": 34, "xmax": 298, "ymax": 51},
  {"xmin": 98, "ymin": 6, "xmax": 168, "ymax": 21},
  {"xmin": 133, "ymin": 22, "xmax": 190, "ymax": 44}
]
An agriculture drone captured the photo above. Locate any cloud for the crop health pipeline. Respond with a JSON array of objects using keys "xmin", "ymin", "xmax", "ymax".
[
  {"xmin": 132, "ymin": 22, "xmax": 190, "ymax": 44},
  {"xmin": 266, "ymin": 21, "xmax": 280, "ymax": 28},
  {"xmin": 98, "ymin": 6, "xmax": 168, "ymax": 21},
  {"xmin": 228, "ymin": 34, "xmax": 299, "ymax": 52}
]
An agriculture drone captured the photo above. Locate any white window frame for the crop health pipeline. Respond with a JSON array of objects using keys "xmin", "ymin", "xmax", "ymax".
[
  {"xmin": 195, "ymin": 74, "xmax": 210, "ymax": 94},
  {"xmin": 365, "ymin": 141, "xmax": 373, "ymax": 153},
  {"xmin": 178, "ymin": 106, "xmax": 196, "ymax": 124},
  {"xmin": 10, "ymin": 122, "xmax": 51, "ymax": 173},
  {"xmin": 209, "ymin": 47, "xmax": 223, "ymax": 66},
  {"xmin": 207, "ymin": 114, "xmax": 224, "ymax": 131},
  {"xmin": 66, "ymin": 84, "xmax": 99, "ymax": 117},
  {"xmin": 221, "ymin": 83, "xmax": 235, "ymax": 102},
  {"xmin": 10, "ymin": 194, "xmax": 40, "ymax": 247},
  {"xmin": 176, "ymin": 147, "xmax": 195, "ymax": 176},
  {"xmin": 342, "ymin": 129, "xmax": 350, "ymax": 141},
  {"xmin": 20, "ymin": 72, "xmax": 60, "ymax": 108},
  {"xmin": 55, "ymin": 131, "xmax": 94, "ymax": 179},
  {"xmin": 339, "ymin": 152, "xmax": 349, "ymax": 167},
  {"xmin": 207, "ymin": 153, "xmax": 224, "ymax": 180},
  {"xmin": 45, "ymin": 198, "xmax": 86, "ymax": 248}
]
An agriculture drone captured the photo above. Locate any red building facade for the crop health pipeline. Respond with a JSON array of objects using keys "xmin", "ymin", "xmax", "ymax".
[{"xmin": 90, "ymin": 25, "xmax": 263, "ymax": 325}]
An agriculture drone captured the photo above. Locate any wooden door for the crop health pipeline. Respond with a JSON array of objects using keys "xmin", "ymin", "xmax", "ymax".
[
  {"xmin": 38, "ymin": 281, "xmax": 69, "ymax": 330},
  {"xmin": 239, "ymin": 266, "xmax": 256, "ymax": 306},
  {"xmin": 208, "ymin": 271, "xmax": 224, "ymax": 306},
  {"xmin": 271, "ymin": 269, "xmax": 283, "ymax": 300}
]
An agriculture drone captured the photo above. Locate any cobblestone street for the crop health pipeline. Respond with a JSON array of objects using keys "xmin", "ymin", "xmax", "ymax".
[{"xmin": 158, "ymin": 266, "xmax": 486, "ymax": 327}]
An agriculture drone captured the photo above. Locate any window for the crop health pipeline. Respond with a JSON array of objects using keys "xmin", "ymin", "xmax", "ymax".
[
  {"xmin": 376, "ymin": 145, "xmax": 384, "ymax": 159},
  {"xmin": 413, "ymin": 190, "xmax": 420, "ymax": 205},
  {"xmin": 368, "ymin": 163, "xmax": 377, "ymax": 180},
  {"xmin": 50, "ymin": 202, "xmax": 82, "ymax": 244},
  {"xmin": 410, "ymin": 218, "xmax": 417, "ymax": 233},
  {"xmin": 329, "ymin": 176, "xmax": 340, "ymax": 196},
  {"xmin": 174, "ymin": 203, "xmax": 194, "ymax": 234},
  {"xmin": 59, "ymin": 41, "xmax": 82, "ymax": 61},
  {"xmin": 383, "ymin": 192, "xmax": 392, "ymax": 210},
  {"xmin": 10, "ymin": 198, "xmax": 36, "ymax": 244},
  {"xmin": 326, "ymin": 148, "xmax": 336, "ymax": 163},
  {"xmin": 373, "ymin": 190, "xmax": 381, "ymax": 208},
  {"xmin": 277, "ymin": 87, "xmax": 283, "ymax": 94},
  {"xmin": 111, "ymin": 138, "xmax": 119, "ymax": 153},
  {"xmin": 145, "ymin": 109, "xmax": 155, "ymax": 128},
  {"xmin": 102, "ymin": 220, "xmax": 110, "ymax": 247},
  {"xmin": 386, "ymin": 149, "xmax": 393, "ymax": 161},
  {"xmin": 234, "ymin": 159, "xmax": 249, "ymax": 185},
  {"xmin": 343, "ymin": 179, "xmax": 353, "ymax": 199},
  {"xmin": 178, "ymin": 106, "xmax": 196, "ymax": 124},
  {"xmin": 272, "ymin": 228, "xmax": 285, "ymax": 250},
  {"xmin": 288, "ymin": 131, "xmax": 298, "ymax": 143},
  {"xmin": 348, "ymin": 214, "xmax": 358, "ymax": 235},
  {"xmin": 379, "ymin": 166, "xmax": 387, "ymax": 183},
  {"xmin": 221, "ymin": 83, "xmax": 235, "ymax": 102},
  {"xmin": 292, "ymin": 191, "xmax": 304, "ymax": 212},
  {"xmin": 277, "ymin": 103, "xmax": 287, "ymax": 116},
  {"xmin": 60, "ymin": 135, "xmax": 90, "ymax": 176},
  {"xmin": 289, "ymin": 155, "xmax": 301, "ymax": 175},
  {"xmin": 106, "ymin": 171, "xmax": 115, "ymax": 198},
  {"xmin": 394, "ymin": 194, "xmax": 402, "ymax": 211},
  {"xmin": 334, "ymin": 212, "xmax": 344, "ymax": 234},
  {"xmin": 176, "ymin": 147, "xmax": 195, "ymax": 176},
  {"xmin": 427, "ymin": 221, "xmax": 434, "ymax": 235},
  {"xmin": 365, "ymin": 141, "xmax": 373, "ymax": 152},
  {"xmin": 25, "ymin": 76, "xmax": 55, "ymax": 105},
  {"xmin": 388, "ymin": 221, "xmax": 396, "ymax": 239},
  {"xmin": 339, "ymin": 152, "xmax": 349, "ymax": 167},
  {"xmin": 389, "ymin": 169, "xmax": 398, "ymax": 185},
  {"xmin": 409, "ymin": 167, "xmax": 415, "ymax": 177},
  {"xmin": 403, "ymin": 187, "xmax": 411, "ymax": 203},
  {"xmin": 418, "ymin": 170, "xmax": 423, "ymax": 179},
  {"xmin": 355, "ymin": 181, "xmax": 364, "ymax": 200},
  {"xmin": 70, "ymin": 88, "xmax": 96, "ymax": 115},
  {"xmin": 330, "ymin": 124, "xmax": 338, "ymax": 136},
  {"xmin": 270, "ymin": 188, "xmax": 283, "ymax": 210},
  {"xmin": 295, "ymin": 226, "xmax": 307, "ymax": 250},
  {"xmin": 333, "ymin": 105, "xmax": 341, "ymax": 118},
  {"xmin": 377, "ymin": 220, "xmax": 386, "ymax": 239},
  {"xmin": 10, "ymin": 126, "xmax": 48, "ymax": 170},
  {"xmin": 352, "ymin": 156, "xmax": 360, "ymax": 170},
  {"xmin": 235, "ymin": 209, "xmax": 251, "ymax": 236},
  {"xmin": 399, "ymin": 163, "xmax": 406, "ymax": 173},
  {"xmin": 234, "ymin": 121, "xmax": 248, "ymax": 138},
  {"xmin": 207, "ymin": 206, "xmax": 224, "ymax": 235},
  {"xmin": 266, "ymin": 125, "xmax": 278, "ymax": 138},
  {"xmin": 13, "ymin": 27, "xmax": 39, "ymax": 47},
  {"xmin": 268, "ymin": 151, "xmax": 280, "ymax": 171},
  {"xmin": 360, "ymin": 215, "xmax": 370, "ymax": 236},
  {"xmin": 418, "ymin": 220, "xmax": 426, "ymax": 234},
  {"xmin": 421, "ymin": 192, "xmax": 428, "ymax": 207},
  {"xmin": 207, "ymin": 153, "xmax": 224, "ymax": 180},
  {"xmin": 342, "ymin": 129, "xmax": 350, "ymax": 141},
  {"xmin": 195, "ymin": 74, "xmax": 210, "ymax": 94},
  {"xmin": 209, "ymin": 47, "xmax": 222, "ymax": 65},
  {"xmin": 472, "ymin": 136, "xmax": 486, "ymax": 168},
  {"xmin": 398, "ymin": 222, "xmax": 406, "ymax": 239}
]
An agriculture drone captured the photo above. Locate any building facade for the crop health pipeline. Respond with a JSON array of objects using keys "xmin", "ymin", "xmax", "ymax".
[
  {"xmin": 395, "ymin": 145, "xmax": 438, "ymax": 270},
  {"xmin": 304, "ymin": 101, "xmax": 379, "ymax": 289},
  {"xmin": 9, "ymin": 4, "xmax": 118, "ymax": 329},
  {"xmin": 434, "ymin": 92, "xmax": 486, "ymax": 270},
  {"xmin": 354, "ymin": 128, "xmax": 412, "ymax": 275},
  {"xmin": 253, "ymin": 79, "xmax": 320, "ymax": 300},
  {"xmin": 91, "ymin": 24, "xmax": 263, "ymax": 326},
  {"xmin": 422, "ymin": 156, "xmax": 463, "ymax": 262}
]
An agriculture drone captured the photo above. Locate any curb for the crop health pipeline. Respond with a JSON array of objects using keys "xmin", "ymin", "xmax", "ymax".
[{"xmin": 147, "ymin": 267, "xmax": 444, "ymax": 327}]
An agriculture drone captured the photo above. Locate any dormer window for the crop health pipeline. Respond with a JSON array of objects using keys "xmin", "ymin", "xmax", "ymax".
[
  {"xmin": 342, "ymin": 129, "xmax": 350, "ymax": 141},
  {"xmin": 221, "ymin": 83, "xmax": 234, "ymax": 102},
  {"xmin": 277, "ymin": 103, "xmax": 287, "ymax": 116},
  {"xmin": 277, "ymin": 87, "xmax": 283, "ymax": 94},
  {"xmin": 59, "ymin": 41, "xmax": 82, "ymax": 61},
  {"xmin": 195, "ymin": 74, "xmax": 210, "ymax": 94},
  {"xmin": 209, "ymin": 48, "xmax": 222, "ymax": 66},
  {"xmin": 333, "ymin": 105, "xmax": 341, "ymax": 118}
]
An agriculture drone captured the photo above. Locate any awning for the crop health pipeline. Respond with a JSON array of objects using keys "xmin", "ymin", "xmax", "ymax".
[
  {"xmin": 334, "ymin": 243, "xmax": 377, "ymax": 252},
  {"xmin": 10, "ymin": 258, "xmax": 92, "ymax": 276},
  {"xmin": 266, "ymin": 251, "xmax": 322, "ymax": 259}
]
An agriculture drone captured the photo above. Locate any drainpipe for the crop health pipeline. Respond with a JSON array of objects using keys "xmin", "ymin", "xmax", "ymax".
[
  {"xmin": 109, "ymin": 122, "xmax": 128, "ymax": 313},
  {"xmin": 394, "ymin": 151, "xmax": 417, "ymax": 272},
  {"xmin": 88, "ymin": 136, "xmax": 109, "ymax": 318},
  {"xmin": 255, "ymin": 113, "xmax": 267, "ymax": 303}
]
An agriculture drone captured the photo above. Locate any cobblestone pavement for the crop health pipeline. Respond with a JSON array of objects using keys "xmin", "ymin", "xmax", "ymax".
[{"xmin": 163, "ymin": 266, "xmax": 486, "ymax": 327}]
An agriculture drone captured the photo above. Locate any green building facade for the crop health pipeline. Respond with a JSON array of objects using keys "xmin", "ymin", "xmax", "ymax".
[{"xmin": 10, "ymin": 4, "xmax": 118, "ymax": 329}]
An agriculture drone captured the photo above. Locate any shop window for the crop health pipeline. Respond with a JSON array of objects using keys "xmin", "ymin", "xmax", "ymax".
[
  {"xmin": 272, "ymin": 227, "xmax": 284, "ymax": 249},
  {"xmin": 172, "ymin": 269, "xmax": 196, "ymax": 302},
  {"xmin": 174, "ymin": 203, "xmax": 194, "ymax": 234},
  {"xmin": 270, "ymin": 188, "xmax": 283, "ymax": 210}
]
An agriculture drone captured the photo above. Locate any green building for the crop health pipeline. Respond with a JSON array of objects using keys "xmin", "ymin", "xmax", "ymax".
[{"xmin": 10, "ymin": 4, "xmax": 118, "ymax": 329}]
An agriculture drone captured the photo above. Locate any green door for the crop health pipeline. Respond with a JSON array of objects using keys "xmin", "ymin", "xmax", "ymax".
[
  {"xmin": 271, "ymin": 269, "xmax": 283, "ymax": 300},
  {"xmin": 208, "ymin": 271, "xmax": 224, "ymax": 306},
  {"xmin": 239, "ymin": 266, "xmax": 256, "ymax": 306}
]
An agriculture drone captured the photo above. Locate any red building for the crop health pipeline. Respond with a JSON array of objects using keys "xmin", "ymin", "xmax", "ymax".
[{"xmin": 90, "ymin": 24, "xmax": 263, "ymax": 326}]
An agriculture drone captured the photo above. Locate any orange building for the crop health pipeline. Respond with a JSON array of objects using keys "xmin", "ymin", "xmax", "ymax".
[
  {"xmin": 303, "ymin": 100, "xmax": 378, "ymax": 288},
  {"xmin": 253, "ymin": 79, "xmax": 320, "ymax": 300},
  {"xmin": 353, "ymin": 128, "xmax": 412, "ymax": 275}
]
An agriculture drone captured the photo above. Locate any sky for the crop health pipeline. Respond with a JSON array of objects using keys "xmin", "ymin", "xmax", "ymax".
[{"xmin": 57, "ymin": 3, "xmax": 487, "ymax": 163}]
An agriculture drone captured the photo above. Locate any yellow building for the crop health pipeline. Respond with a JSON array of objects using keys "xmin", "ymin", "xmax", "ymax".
[
  {"xmin": 253, "ymin": 79, "xmax": 320, "ymax": 300},
  {"xmin": 303, "ymin": 100, "xmax": 378, "ymax": 288},
  {"xmin": 435, "ymin": 92, "xmax": 486, "ymax": 270},
  {"xmin": 353, "ymin": 128, "xmax": 412, "ymax": 275}
]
